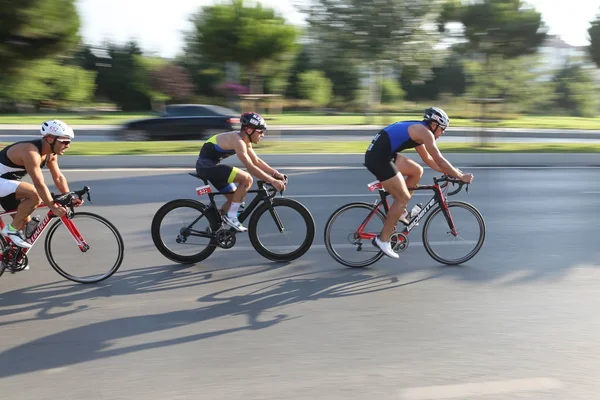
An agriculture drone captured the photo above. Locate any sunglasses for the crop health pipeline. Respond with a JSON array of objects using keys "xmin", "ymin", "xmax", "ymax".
[{"xmin": 56, "ymin": 139, "xmax": 71, "ymax": 145}]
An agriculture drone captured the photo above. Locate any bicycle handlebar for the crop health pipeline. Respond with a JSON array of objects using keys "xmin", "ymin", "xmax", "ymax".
[
  {"xmin": 434, "ymin": 175, "xmax": 469, "ymax": 196},
  {"xmin": 52, "ymin": 186, "xmax": 92, "ymax": 207},
  {"xmin": 257, "ymin": 175, "xmax": 288, "ymax": 197}
]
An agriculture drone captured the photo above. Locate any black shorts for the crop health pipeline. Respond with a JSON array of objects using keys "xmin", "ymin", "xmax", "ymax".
[
  {"xmin": 0, "ymin": 192, "xmax": 19, "ymax": 212},
  {"xmin": 364, "ymin": 130, "xmax": 398, "ymax": 182},
  {"xmin": 195, "ymin": 163, "xmax": 241, "ymax": 193}
]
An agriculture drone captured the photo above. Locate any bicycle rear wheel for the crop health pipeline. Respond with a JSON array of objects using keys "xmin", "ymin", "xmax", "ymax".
[
  {"xmin": 247, "ymin": 198, "xmax": 315, "ymax": 262},
  {"xmin": 324, "ymin": 202, "xmax": 386, "ymax": 268},
  {"xmin": 45, "ymin": 212, "xmax": 124, "ymax": 283},
  {"xmin": 151, "ymin": 199, "xmax": 220, "ymax": 264},
  {"xmin": 422, "ymin": 201, "xmax": 486, "ymax": 265}
]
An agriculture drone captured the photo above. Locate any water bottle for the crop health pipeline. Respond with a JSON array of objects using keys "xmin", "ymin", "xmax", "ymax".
[
  {"xmin": 410, "ymin": 203, "xmax": 423, "ymax": 218},
  {"xmin": 25, "ymin": 215, "xmax": 41, "ymax": 238}
]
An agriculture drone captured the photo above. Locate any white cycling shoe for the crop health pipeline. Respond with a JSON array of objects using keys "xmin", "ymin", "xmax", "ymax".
[
  {"xmin": 372, "ymin": 236, "xmax": 399, "ymax": 259},
  {"xmin": 222, "ymin": 214, "xmax": 248, "ymax": 232}
]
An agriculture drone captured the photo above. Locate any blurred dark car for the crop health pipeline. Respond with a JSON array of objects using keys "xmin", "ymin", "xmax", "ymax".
[{"xmin": 118, "ymin": 104, "xmax": 241, "ymax": 141}]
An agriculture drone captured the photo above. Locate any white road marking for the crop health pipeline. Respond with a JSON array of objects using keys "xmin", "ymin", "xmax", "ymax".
[
  {"xmin": 399, "ymin": 377, "xmax": 563, "ymax": 399},
  {"xmin": 42, "ymin": 367, "xmax": 68, "ymax": 374}
]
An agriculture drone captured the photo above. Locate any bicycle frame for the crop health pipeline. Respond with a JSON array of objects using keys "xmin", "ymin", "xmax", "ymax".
[
  {"xmin": 0, "ymin": 204, "xmax": 88, "ymax": 260},
  {"xmin": 184, "ymin": 178, "xmax": 279, "ymax": 240},
  {"xmin": 355, "ymin": 180, "xmax": 457, "ymax": 241}
]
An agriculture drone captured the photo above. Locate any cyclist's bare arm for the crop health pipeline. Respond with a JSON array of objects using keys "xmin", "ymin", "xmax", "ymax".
[
  {"xmin": 46, "ymin": 154, "xmax": 70, "ymax": 193},
  {"xmin": 47, "ymin": 155, "xmax": 83, "ymax": 206},
  {"xmin": 233, "ymin": 140, "xmax": 277, "ymax": 184},
  {"xmin": 411, "ymin": 125, "xmax": 463, "ymax": 179},
  {"xmin": 247, "ymin": 145, "xmax": 281, "ymax": 177},
  {"xmin": 21, "ymin": 148, "xmax": 59, "ymax": 208},
  {"xmin": 415, "ymin": 145, "xmax": 445, "ymax": 173}
]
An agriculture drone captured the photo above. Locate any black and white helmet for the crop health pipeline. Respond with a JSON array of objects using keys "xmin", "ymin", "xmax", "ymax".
[
  {"xmin": 240, "ymin": 112, "xmax": 267, "ymax": 130},
  {"xmin": 423, "ymin": 107, "xmax": 449, "ymax": 129}
]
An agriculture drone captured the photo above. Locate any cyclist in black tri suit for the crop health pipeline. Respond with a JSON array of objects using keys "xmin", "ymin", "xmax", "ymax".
[
  {"xmin": 364, "ymin": 107, "xmax": 474, "ymax": 259},
  {"xmin": 195, "ymin": 112, "xmax": 287, "ymax": 232}
]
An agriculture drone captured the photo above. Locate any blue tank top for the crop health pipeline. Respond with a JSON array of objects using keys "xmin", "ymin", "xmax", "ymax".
[{"xmin": 384, "ymin": 120, "xmax": 424, "ymax": 155}]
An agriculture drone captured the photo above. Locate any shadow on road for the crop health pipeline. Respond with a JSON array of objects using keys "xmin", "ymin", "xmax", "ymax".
[{"xmin": 0, "ymin": 264, "xmax": 443, "ymax": 378}]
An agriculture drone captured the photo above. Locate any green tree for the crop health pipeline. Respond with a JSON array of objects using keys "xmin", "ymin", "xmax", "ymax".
[
  {"xmin": 589, "ymin": 12, "xmax": 600, "ymax": 67},
  {"xmin": 298, "ymin": 70, "xmax": 333, "ymax": 108},
  {"xmin": 553, "ymin": 64, "xmax": 598, "ymax": 117},
  {"xmin": 0, "ymin": 0, "xmax": 80, "ymax": 74},
  {"xmin": 186, "ymin": 0, "xmax": 298, "ymax": 93},
  {"xmin": 0, "ymin": 59, "xmax": 95, "ymax": 107},
  {"xmin": 463, "ymin": 55, "xmax": 556, "ymax": 113},
  {"xmin": 380, "ymin": 79, "xmax": 405, "ymax": 104},
  {"xmin": 302, "ymin": 0, "xmax": 431, "ymax": 109},
  {"xmin": 438, "ymin": 0, "xmax": 547, "ymax": 100},
  {"xmin": 285, "ymin": 46, "xmax": 314, "ymax": 99},
  {"xmin": 92, "ymin": 41, "xmax": 151, "ymax": 111},
  {"xmin": 438, "ymin": 0, "xmax": 546, "ymax": 60}
]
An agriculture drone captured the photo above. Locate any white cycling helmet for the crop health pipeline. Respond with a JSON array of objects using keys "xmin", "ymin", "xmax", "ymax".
[
  {"xmin": 423, "ymin": 107, "xmax": 450, "ymax": 128},
  {"xmin": 40, "ymin": 120, "xmax": 75, "ymax": 139}
]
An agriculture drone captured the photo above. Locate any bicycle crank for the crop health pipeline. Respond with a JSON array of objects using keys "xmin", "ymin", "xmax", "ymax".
[
  {"xmin": 390, "ymin": 232, "xmax": 409, "ymax": 253},
  {"xmin": 2, "ymin": 247, "xmax": 29, "ymax": 273},
  {"xmin": 215, "ymin": 229, "xmax": 237, "ymax": 249}
]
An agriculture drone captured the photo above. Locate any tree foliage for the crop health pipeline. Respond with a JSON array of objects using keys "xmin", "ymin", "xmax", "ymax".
[
  {"xmin": 0, "ymin": 0, "xmax": 80, "ymax": 73},
  {"xmin": 303, "ymin": 0, "xmax": 430, "ymax": 62},
  {"xmin": 589, "ymin": 12, "xmax": 600, "ymax": 67},
  {"xmin": 298, "ymin": 70, "xmax": 333, "ymax": 107},
  {"xmin": 438, "ymin": 0, "xmax": 547, "ymax": 59},
  {"xmin": 186, "ymin": 0, "xmax": 298, "ymax": 92}
]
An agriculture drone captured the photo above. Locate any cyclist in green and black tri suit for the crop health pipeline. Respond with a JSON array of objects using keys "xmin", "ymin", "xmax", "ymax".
[{"xmin": 195, "ymin": 112, "xmax": 286, "ymax": 232}]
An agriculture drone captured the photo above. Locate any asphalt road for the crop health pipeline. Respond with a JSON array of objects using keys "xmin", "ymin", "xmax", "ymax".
[{"xmin": 1, "ymin": 167, "xmax": 599, "ymax": 400}]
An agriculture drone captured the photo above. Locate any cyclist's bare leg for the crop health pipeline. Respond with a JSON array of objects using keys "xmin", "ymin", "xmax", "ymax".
[
  {"xmin": 220, "ymin": 168, "xmax": 252, "ymax": 214},
  {"xmin": 395, "ymin": 155, "xmax": 423, "ymax": 193},
  {"xmin": 379, "ymin": 173, "xmax": 411, "ymax": 242},
  {"xmin": 221, "ymin": 170, "xmax": 252, "ymax": 231},
  {"xmin": 220, "ymin": 193, "xmax": 235, "ymax": 214},
  {"xmin": 11, "ymin": 182, "xmax": 40, "ymax": 230},
  {"xmin": 229, "ymin": 170, "xmax": 252, "ymax": 206}
]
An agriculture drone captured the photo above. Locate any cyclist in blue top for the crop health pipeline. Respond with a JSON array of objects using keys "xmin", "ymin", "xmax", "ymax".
[{"xmin": 364, "ymin": 107, "xmax": 474, "ymax": 259}]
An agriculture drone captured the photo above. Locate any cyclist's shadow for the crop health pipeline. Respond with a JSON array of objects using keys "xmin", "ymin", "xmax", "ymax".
[
  {"xmin": 0, "ymin": 266, "xmax": 442, "ymax": 378},
  {"xmin": 0, "ymin": 260, "xmax": 294, "ymax": 326}
]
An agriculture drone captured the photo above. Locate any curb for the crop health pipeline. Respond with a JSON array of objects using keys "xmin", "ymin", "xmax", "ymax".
[{"xmin": 57, "ymin": 153, "xmax": 600, "ymax": 169}]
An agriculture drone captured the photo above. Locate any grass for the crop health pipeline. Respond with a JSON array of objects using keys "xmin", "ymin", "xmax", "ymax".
[
  {"xmin": 0, "ymin": 112, "xmax": 599, "ymax": 130},
  {"xmin": 5, "ymin": 141, "xmax": 599, "ymax": 155}
]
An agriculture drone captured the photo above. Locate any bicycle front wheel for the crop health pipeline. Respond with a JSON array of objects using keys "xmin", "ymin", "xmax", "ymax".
[
  {"xmin": 324, "ymin": 202, "xmax": 386, "ymax": 268},
  {"xmin": 45, "ymin": 212, "xmax": 125, "ymax": 283},
  {"xmin": 248, "ymin": 198, "xmax": 315, "ymax": 262},
  {"xmin": 422, "ymin": 201, "xmax": 486, "ymax": 265}
]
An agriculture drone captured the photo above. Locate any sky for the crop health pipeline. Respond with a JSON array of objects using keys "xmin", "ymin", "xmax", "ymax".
[{"xmin": 76, "ymin": 0, "xmax": 600, "ymax": 58}]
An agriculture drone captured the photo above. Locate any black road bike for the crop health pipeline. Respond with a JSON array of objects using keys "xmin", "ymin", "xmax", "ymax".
[{"xmin": 152, "ymin": 174, "xmax": 315, "ymax": 264}]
